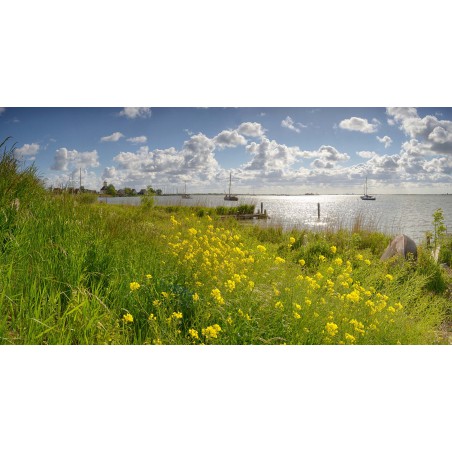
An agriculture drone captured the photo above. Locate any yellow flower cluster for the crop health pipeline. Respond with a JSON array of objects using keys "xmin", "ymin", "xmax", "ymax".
[
  {"xmin": 129, "ymin": 281, "xmax": 140, "ymax": 291},
  {"xmin": 123, "ymin": 313, "xmax": 133, "ymax": 323},
  {"xmin": 202, "ymin": 324, "xmax": 222, "ymax": 340}
]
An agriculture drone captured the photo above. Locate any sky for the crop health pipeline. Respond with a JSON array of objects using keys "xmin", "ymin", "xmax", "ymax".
[{"xmin": 2, "ymin": 106, "xmax": 452, "ymax": 195}]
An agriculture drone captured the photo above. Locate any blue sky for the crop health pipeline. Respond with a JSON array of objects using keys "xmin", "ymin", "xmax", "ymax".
[{"xmin": 2, "ymin": 107, "xmax": 452, "ymax": 194}]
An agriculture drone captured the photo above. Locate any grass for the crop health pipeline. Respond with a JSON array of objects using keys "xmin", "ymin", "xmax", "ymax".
[{"xmin": 1, "ymin": 141, "xmax": 451, "ymax": 344}]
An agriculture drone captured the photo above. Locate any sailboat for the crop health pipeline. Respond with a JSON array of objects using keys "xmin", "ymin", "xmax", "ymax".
[
  {"xmin": 181, "ymin": 182, "xmax": 191, "ymax": 199},
  {"xmin": 360, "ymin": 177, "xmax": 376, "ymax": 201},
  {"xmin": 224, "ymin": 172, "xmax": 238, "ymax": 201}
]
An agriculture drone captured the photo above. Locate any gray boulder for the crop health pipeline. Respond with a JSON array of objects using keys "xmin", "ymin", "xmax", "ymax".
[{"xmin": 381, "ymin": 234, "xmax": 417, "ymax": 261}]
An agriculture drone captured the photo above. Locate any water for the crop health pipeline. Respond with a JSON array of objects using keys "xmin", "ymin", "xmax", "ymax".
[{"xmin": 99, "ymin": 194, "xmax": 452, "ymax": 243}]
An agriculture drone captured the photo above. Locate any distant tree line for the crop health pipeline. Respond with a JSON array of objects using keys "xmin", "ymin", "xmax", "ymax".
[{"xmin": 102, "ymin": 184, "xmax": 162, "ymax": 197}]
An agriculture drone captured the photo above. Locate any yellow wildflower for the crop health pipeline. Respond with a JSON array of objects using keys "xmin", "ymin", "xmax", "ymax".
[
  {"xmin": 192, "ymin": 293, "xmax": 200, "ymax": 302},
  {"xmin": 188, "ymin": 228, "xmax": 198, "ymax": 235},
  {"xmin": 146, "ymin": 274, "xmax": 153, "ymax": 279},
  {"xmin": 304, "ymin": 298, "xmax": 312, "ymax": 307},
  {"xmin": 274, "ymin": 256, "xmax": 286, "ymax": 264},
  {"xmin": 330, "ymin": 245, "xmax": 337, "ymax": 254},
  {"xmin": 123, "ymin": 313, "xmax": 133, "ymax": 323},
  {"xmin": 129, "ymin": 281, "xmax": 140, "ymax": 291},
  {"xmin": 346, "ymin": 290, "xmax": 360, "ymax": 303},
  {"xmin": 225, "ymin": 279, "xmax": 236, "ymax": 292},
  {"xmin": 298, "ymin": 259, "xmax": 305, "ymax": 266},
  {"xmin": 211, "ymin": 288, "xmax": 225, "ymax": 305},
  {"xmin": 325, "ymin": 322, "xmax": 338, "ymax": 336},
  {"xmin": 334, "ymin": 257, "xmax": 343, "ymax": 266},
  {"xmin": 188, "ymin": 329, "xmax": 199, "ymax": 340},
  {"xmin": 356, "ymin": 254, "xmax": 363, "ymax": 261},
  {"xmin": 345, "ymin": 333, "xmax": 356, "ymax": 343},
  {"xmin": 257, "ymin": 244, "xmax": 267, "ymax": 252},
  {"xmin": 202, "ymin": 324, "xmax": 222, "ymax": 340},
  {"xmin": 232, "ymin": 274, "xmax": 242, "ymax": 283},
  {"xmin": 319, "ymin": 255, "xmax": 326, "ymax": 262},
  {"xmin": 293, "ymin": 312, "xmax": 301, "ymax": 319},
  {"xmin": 148, "ymin": 313, "xmax": 157, "ymax": 321},
  {"xmin": 349, "ymin": 319, "xmax": 365, "ymax": 334},
  {"xmin": 385, "ymin": 274, "xmax": 394, "ymax": 281},
  {"xmin": 364, "ymin": 259, "xmax": 371, "ymax": 266},
  {"xmin": 275, "ymin": 301, "xmax": 284, "ymax": 309}
]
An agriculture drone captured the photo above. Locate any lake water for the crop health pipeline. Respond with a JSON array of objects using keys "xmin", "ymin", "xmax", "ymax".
[{"xmin": 99, "ymin": 194, "xmax": 452, "ymax": 243}]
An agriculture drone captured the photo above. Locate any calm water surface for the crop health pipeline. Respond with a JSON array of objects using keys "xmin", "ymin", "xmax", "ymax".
[{"xmin": 101, "ymin": 194, "xmax": 452, "ymax": 243}]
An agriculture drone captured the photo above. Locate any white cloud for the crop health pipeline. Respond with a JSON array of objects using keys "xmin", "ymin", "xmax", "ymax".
[
  {"xmin": 376, "ymin": 135, "xmax": 393, "ymax": 148},
  {"xmin": 307, "ymin": 145, "xmax": 350, "ymax": 169},
  {"xmin": 386, "ymin": 107, "xmax": 452, "ymax": 155},
  {"xmin": 14, "ymin": 143, "xmax": 40, "ymax": 160},
  {"xmin": 281, "ymin": 116, "xmax": 306, "ymax": 133},
  {"xmin": 51, "ymin": 148, "xmax": 99, "ymax": 171},
  {"xmin": 101, "ymin": 132, "xmax": 124, "ymax": 142},
  {"xmin": 119, "ymin": 107, "xmax": 152, "ymax": 119},
  {"xmin": 357, "ymin": 151, "xmax": 378, "ymax": 159},
  {"xmin": 244, "ymin": 138, "xmax": 301, "ymax": 172},
  {"xmin": 339, "ymin": 117, "xmax": 379, "ymax": 133},
  {"xmin": 213, "ymin": 130, "xmax": 247, "ymax": 148},
  {"xmin": 109, "ymin": 133, "xmax": 219, "ymax": 187},
  {"xmin": 237, "ymin": 122, "xmax": 266, "ymax": 137},
  {"xmin": 126, "ymin": 136, "xmax": 147, "ymax": 144}
]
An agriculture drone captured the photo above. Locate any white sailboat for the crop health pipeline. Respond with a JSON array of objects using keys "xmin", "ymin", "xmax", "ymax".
[
  {"xmin": 181, "ymin": 182, "xmax": 191, "ymax": 199},
  {"xmin": 224, "ymin": 172, "xmax": 238, "ymax": 201},
  {"xmin": 360, "ymin": 177, "xmax": 376, "ymax": 201}
]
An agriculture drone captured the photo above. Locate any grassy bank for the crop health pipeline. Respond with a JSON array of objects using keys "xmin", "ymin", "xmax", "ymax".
[
  {"xmin": 1, "ymin": 144, "xmax": 451, "ymax": 344},
  {"xmin": 1, "ymin": 196, "xmax": 450, "ymax": 344}
]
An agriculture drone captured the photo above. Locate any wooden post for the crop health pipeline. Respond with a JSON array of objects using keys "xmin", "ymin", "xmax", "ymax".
[
  {"xmin": 317, "ymin": 203, "xmax": 320, "ymax": 219},
  {"xmin": 261, "ymin": 202, "xmax": 263, "ymax": 214}
]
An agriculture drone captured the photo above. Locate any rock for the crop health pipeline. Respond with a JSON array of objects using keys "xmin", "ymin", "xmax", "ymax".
[{"xmin": 380, "ymin": 234, "xmax": 417, "ymax": 261}]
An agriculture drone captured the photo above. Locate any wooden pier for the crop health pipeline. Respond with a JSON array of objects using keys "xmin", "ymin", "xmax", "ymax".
[{"xmin": 220, "ymin": 212, "xmax": 269, "ymax": 220}]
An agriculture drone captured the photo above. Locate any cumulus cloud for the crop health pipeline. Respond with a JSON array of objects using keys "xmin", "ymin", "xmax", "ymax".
[
  {"xmin": 357, "ymin": 151, "xmax": 378, "ymax": 159},
  {"xmin": 376, "ymin": 135, "xmax": 393, "ymax": 148},
  {"xmin": 281, "ymin": 116, "xmax": 306, "ymax": 133},
  {"xmin": 51, "ymin": 148, "xmax": 99, "ymax": 171},
  {"xmin": 109, "ymin": 132, "xmax": 219, "ymax": 187},
  {"xmin": 213, "ymin": 130, "xmax": 247, "ymax": 148},
  {"xmin": 244, "ymin": 138, "xmax": 301, "ymax": 172},
  {"xmin": 126, "ymin": 136, "xmax": 147, "ymax": 144},
  {"xmin": 119, "ymin": 107, "xmax": 152, "ymax": 119},
  {"xmin": 339, "ymin": 117, "xmax": 379, "ymax": 133},
  {"xmin": 237, "ymin": 122, "xmax": 266, "ymax": 137},
  {"xmin": 386, "ymin": 107, "xmax": 452, "ymax": 155},
  {"xmin": 14, "ymin": 143, "xmax": 40, "ymax": 160},
  {"xmin": 306, "ymin": 145, "xmax": 350, "ymax": 169},
  {"xmin": 101, "ymin": 132, "xmax": 124, "ymax": 142}
]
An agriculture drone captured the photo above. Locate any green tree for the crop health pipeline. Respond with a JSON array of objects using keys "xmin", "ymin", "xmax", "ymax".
[{"xmin": 105, "ymin": 184, "xmax": 116, "ymax": 196}]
